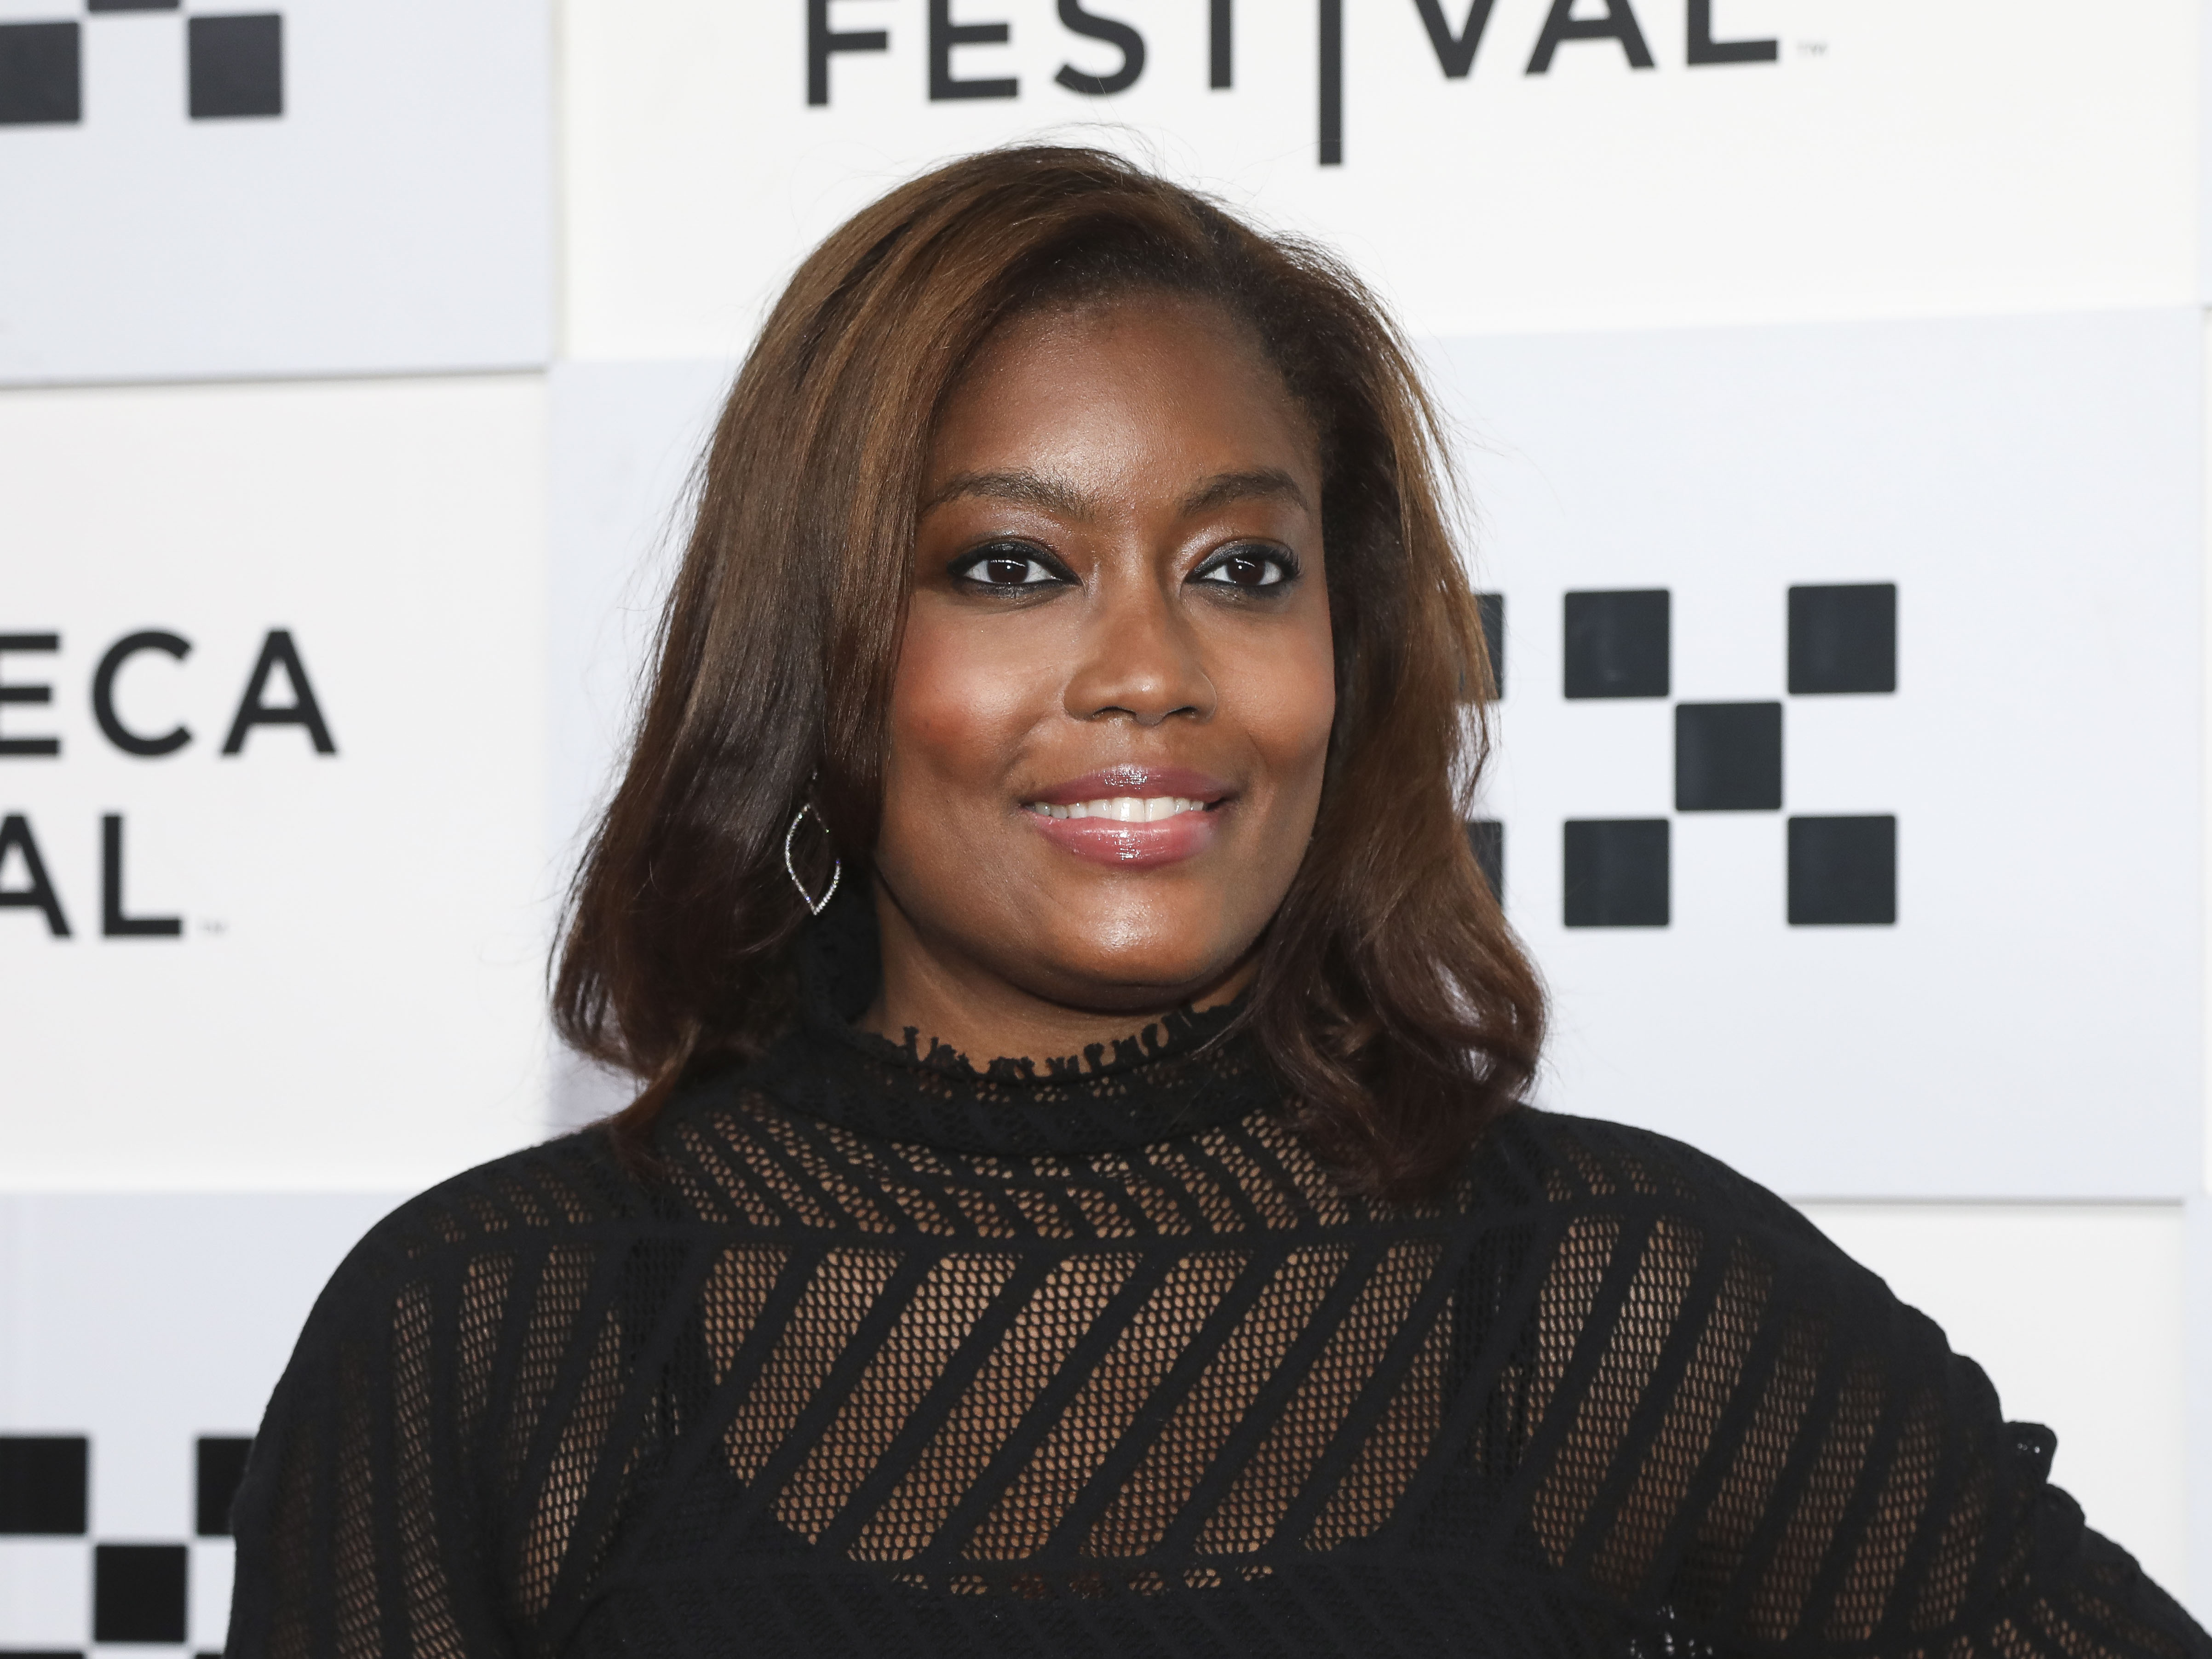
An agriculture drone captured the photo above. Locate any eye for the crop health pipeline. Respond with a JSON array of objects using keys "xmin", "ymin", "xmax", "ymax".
[
  {"xmin": 950, "ymin": 543, "xmax": 1072, "ymax": 591},
  {"xmin": 1194, "ymin": 545, "xmax": 1296, "ymax": 590}
]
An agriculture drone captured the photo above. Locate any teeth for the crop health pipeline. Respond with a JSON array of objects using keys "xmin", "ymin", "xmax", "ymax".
[{"xmin": 1026, "ymin": 796, "xmax": 1207, "ymax": 821}]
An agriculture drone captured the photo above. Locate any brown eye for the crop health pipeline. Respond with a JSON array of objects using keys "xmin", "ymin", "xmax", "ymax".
[
  {"xmin": 1195, "ymin": 547, "xmax": 1293, "ymax": 589},
  {"xmin": 952, "ymin": 545, "xmax": 1069, "ymax": 589}
]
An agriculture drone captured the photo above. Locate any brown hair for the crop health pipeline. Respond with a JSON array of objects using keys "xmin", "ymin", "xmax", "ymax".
[{"xmin": 555, "ymin": 145, "xmax": 1544, "ymax": 1198}]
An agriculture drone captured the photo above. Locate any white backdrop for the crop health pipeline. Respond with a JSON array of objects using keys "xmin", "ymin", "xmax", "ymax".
[
  {"xmin": 4, "ymin": 0, "xmax": 2210, "ymax": 1645},
  {"xmin": 1455, "ymin": 311, "xmax": 2203, "ymax": 1198},
  {"xmin": 0, "ymin": 0, "xmax": 550, "ymax": 382},
  {"xmin": 563, "ymin": 0, "xmax": 2198, "ymax": 350},
  {"xmin": 0, "ymin": 376, "xmax": 552, "ymax": 1191}
]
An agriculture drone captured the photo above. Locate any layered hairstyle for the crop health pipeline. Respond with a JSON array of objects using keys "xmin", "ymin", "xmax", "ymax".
[{"xmin": 556, "ymin": 145, "xmax": 1545, "ymax": 1198}]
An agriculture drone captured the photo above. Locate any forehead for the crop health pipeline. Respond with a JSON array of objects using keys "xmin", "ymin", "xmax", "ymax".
[{"xmin": 926, "ymin": 296, "xmax": 1320, "ymax": 490}]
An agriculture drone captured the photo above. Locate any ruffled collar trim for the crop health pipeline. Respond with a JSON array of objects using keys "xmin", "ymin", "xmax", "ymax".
[{"xmin": 735, "ymin": 881, "xmax": 1281, "ymax": 1157}]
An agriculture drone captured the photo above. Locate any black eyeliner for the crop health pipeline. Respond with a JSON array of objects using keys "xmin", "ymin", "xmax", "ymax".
[
  {"xmin": 947, "ymin": 539, "xmax": 1076, "ymax": 592},
  {"xmin": 1192, "ymin": 543, "xmax": 1301, "ymax": 589}
]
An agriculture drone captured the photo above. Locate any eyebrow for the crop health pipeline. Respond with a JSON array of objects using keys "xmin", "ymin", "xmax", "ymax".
[
  {"xmin": 923, "ymin": 466, "xmax": 1311, "ymax": 520},
  {"xmin": 925, "ymin": 471, "xmax": 1098, "ymax": 519},
  {"xmin": 1178, "ymin": 468, "xmax": 1310, "ymax": 516}
]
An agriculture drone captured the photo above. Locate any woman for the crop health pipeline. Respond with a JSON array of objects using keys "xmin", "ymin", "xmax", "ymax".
[{"xmin": 227, "ymin": 148, "xmax": 2207, "ymax": 1658}]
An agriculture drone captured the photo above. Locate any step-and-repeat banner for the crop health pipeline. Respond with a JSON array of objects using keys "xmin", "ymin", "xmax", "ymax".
[
  {"xmin": 4, "ymin": 0, "xmax": 2207, "ymax": 1645},
  {"xmin": 0, "ymin": 0, "xmax": 550, "ymax": 382}
]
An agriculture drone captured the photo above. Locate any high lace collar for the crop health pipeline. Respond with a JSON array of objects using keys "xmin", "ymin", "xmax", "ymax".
[{"xmin": 736, "ymin": 881, "xmax": 1282, "ymax": 1158}]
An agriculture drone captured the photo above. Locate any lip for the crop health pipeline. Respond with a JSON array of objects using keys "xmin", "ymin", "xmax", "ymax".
[
  {"xmin": 1018, "ymin": 765, "xmax": 1231, "ymax": 870},
  {"xmin": 1022, "ymin": 765, "xmax": 1230, "ymax": 808}
]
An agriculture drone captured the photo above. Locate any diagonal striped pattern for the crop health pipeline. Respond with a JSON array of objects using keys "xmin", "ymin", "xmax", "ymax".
[{"xmin": 225, "ymin": 1015, "xmax": 2210, "ymax": 1659}]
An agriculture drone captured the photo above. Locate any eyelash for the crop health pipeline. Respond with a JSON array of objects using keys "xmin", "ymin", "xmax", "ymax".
[
  {"xmin": 950, "ymin": 544, "xmax": 1072, "ymax": 591},
  {"xmin": 948, "ymin": 541, "xmax": 1301, "ymax": 593},
  {"xmin": 1193, "ymin": 545, "xmax": 1299, "ymax": 590}
]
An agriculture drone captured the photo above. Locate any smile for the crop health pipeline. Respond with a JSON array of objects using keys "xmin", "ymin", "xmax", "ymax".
[
  {"xmin": 1022, "ymin": 796, "xmax": 1210, "ymax": 822},
  {"xmin": 1017, "ymin": 769, "xmax": 1230, "ymax": 867}
]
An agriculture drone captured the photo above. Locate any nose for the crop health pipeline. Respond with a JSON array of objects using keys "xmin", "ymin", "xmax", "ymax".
[{"xmin": 1062, "ymin": 573, "xmax": 1216, "ymax": 728}]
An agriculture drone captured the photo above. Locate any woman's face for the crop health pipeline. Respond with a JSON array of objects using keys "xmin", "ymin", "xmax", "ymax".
[{"xmin": 869, "ymin": 296, "xmax": 1337, "ymax": 1049}]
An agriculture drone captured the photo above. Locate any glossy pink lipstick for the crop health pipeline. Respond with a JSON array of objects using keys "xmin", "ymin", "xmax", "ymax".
[{"xmin": 1019, "ymin": 766, "xmax": 1229, "ymax": 868}]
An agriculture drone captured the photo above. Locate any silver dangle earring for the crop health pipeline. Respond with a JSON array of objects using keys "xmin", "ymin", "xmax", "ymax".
[{"xmin": 782, "ymin": 799, "xmax": 841, "ymax": 917}]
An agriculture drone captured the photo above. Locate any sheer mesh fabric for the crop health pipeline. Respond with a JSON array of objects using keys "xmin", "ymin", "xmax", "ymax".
[{"xmin": 227, "ymin": 912, "xmax": 2210, "ymax": 1659}]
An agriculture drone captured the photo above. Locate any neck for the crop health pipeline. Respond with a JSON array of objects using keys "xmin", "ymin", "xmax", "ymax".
[{"xmin": 859, "ymin": 880, "xmax": 1255, "ymax": 1064}]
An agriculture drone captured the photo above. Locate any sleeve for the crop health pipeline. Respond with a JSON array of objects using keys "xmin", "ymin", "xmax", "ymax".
[
  {"xmin": 1517, "ymin": 1174, "xmax": 2211, "ymax": 1659},
  {"xmin": 223, "ymin": 1223, "xmax": 517, "ymax": 1659}
]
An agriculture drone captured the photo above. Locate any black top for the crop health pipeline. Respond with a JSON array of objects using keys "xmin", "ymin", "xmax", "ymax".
[{"xmin": 228, "ymin": 906, "xmax": 2209, "ymax": 1659}]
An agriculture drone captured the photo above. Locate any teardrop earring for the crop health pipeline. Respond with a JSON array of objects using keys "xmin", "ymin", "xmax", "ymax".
[{"xmin": 782, "ymin": 801, "xmax": 841, "ymax": 917}]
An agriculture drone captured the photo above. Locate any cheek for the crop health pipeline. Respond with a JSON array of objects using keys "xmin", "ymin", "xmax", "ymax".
[
  {"xmin": 1232, "ymin": 623, "xmax": 1337, "ymax": 794},
  {"xmin": 885, "ymin": 614, "xmax": 1051, "ymax": 799}
]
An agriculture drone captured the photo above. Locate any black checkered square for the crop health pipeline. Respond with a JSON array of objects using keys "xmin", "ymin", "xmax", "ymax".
[
  {"xmin": 0, "ymin": 22, "xmax": 80, "ymax": 126},
  {"xmin": 1676, "ymin": 702, "xmax": 1782, "ymax": 812},
  {"xmin": 1563, "ymin": 819, "xmax": 1668, "ymax": 927},
  {"xmin": 94, "ymin": 1544, "xmax": 188, "ymax": 1643},
  {"xmin": 1789, "ymin": 815, "xmax": 1896, "ymax": 925},
  {"xmin": 1465, "ymin": 819, "xmax": 1502, "ymax": 902},
  {"xmin": 197, "ymin": 1435, "xmax": 252, "ymax": 1536},
  {"xmin": 1789, "ymin": 583, "xmax": 1896, "ymax": 694},
  {"xmin": 189, "ymin": 13, "xmax": 282, "ymax": 120},
  {"xmin": 1476, "ymin": 591, "xmax": 1505, "ymax": 698},
  {"xmin": 0, "ymin": 1435, "xmax": 88, "ymax": 1534},
  {"xmin": 1564, "ymin": 589, "xmax": 1669, "ymax": 699}
]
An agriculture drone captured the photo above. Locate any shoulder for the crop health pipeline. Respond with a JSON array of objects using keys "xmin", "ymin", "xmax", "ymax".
[
  {"xmin": 305, "ymin": 1126, "xmax": 656, "ymax": 1326},
  {"xmin": 1466, "ymin": 1109, "xmax": 1956, "ymax": 1377},
  {"xmin": 1469, "ymin": 1107, "xmax": 1846, "ymax": 1264}
]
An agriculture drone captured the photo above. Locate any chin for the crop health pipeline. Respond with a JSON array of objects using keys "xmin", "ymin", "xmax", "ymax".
[{"xmin": 1020, "ymin": 925, "xmax": 1250, "ymax": 1012}]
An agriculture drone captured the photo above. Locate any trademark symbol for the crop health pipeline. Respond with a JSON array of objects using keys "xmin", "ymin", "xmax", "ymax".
[
  {"xmin": 197, "ymin": 918, "xmax": 226, "ymax": 936},
  {"xmin": 1797, "ymin": 40, "xmax": 1828, "ymax": 57}
]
